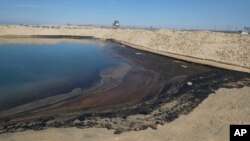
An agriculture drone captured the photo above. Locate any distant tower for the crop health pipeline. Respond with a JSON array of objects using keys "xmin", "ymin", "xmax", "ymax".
[{"xmin": 113, "ymin": 20, "xmax": 120, "ymax": 28}]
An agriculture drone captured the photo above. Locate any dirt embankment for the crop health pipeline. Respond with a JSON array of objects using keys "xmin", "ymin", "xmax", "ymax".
[
  {"xmin": 0, "ymin": 87, "xmax": 249, "ymax": 141},
  {"xmin": 0, "ymin": 25, "xmax": 249, "ymax": 72}
]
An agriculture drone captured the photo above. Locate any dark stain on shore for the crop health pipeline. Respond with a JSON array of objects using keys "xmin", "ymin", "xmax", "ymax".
[
  {"xmin": 0, "ymin": 38, "xmax": 250, "ymax": 134},
  {"xmin": 99, "ymin": 42, "xmax": 250, "ymax": 118}
]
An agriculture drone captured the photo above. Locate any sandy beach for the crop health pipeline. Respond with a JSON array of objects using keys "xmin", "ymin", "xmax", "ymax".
[{"xmin": 0, "ymin": 87, "xmax": 249, "ymax": 141}]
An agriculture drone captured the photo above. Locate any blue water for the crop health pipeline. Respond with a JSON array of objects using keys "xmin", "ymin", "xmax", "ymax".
[{"xmin": 0, "ymin": 40, "xmax": 119, "ymax": 110}]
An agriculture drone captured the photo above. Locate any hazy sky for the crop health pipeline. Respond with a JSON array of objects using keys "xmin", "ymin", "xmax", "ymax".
[{"xmin": 0, "ymin": 0, "xmax": 249, "ymax": 29}]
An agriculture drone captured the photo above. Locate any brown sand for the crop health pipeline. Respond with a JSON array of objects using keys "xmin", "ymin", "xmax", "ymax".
[
  {"xmin": 0, "ymin": 87, "xmax": 249, "ymax": 141},
  {"xmin": 0, "ymin": 25, "xmax": 249, "ymax": 72},
  {"xmin": 0, "ymin": 25, "xmax": 249, "ymax": 140}
]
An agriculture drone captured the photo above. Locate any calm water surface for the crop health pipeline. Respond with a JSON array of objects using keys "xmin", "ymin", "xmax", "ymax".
[{"xmin": 0, "ymin": 40, "xmax": 121, "ymax": 110}]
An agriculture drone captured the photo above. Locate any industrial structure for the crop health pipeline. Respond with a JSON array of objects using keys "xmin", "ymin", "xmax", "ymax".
[
  {"xmin": 113, "ymin": 20, "xmax": 120, "ymax": 28},
  {"xmin": 242, "ymin": 27, "xmax": 250, "ymax": 35}
]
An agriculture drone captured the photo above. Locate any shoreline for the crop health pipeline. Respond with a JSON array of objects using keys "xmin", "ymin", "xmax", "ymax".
[
  {"xmin": 0, "ymin": 86, "xmax": 249, "ymax": 141},
  {"xmin": 0, "ymin": 25, "xmax": 249, "ymax": 73},
  {"xmin": 0, "ymin": 38, "xmax": 249, "ymax": 135},
  {"xmin": 1, "ymin": 35, "xmax": 249, "ymax": 73},
  {"xmin": 0, "ymin": 27, "xmax": 249, "ymax": 140},
  {"xmin": 109, "ymin": 39, "xmax": 250, "ymax": 73}
]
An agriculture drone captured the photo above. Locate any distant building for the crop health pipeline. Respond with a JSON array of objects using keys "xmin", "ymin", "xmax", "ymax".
[
  {"xmin": 242, "ymin": 27, "xmax": 250, "ymax": 35},
  {"xmin": 113, "ymin": 20, "xmax": 120, "ymax": 28},
  {"xmin": 242, "ymin": 31, "xmax": 248, "ymax": 35}
]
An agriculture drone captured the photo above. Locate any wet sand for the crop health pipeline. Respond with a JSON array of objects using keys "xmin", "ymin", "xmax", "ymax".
[
  {"xmin": 0, "ymin": 87, "xmax": 249, "ymax": 141},
  {"xmin": 0, "ymin": 38, "xmax": 249, "ymax": 136}
]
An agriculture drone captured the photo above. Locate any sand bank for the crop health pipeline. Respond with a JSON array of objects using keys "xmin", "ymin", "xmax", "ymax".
[
  {"xmin": 0, "ymin": 87, "xmax": 249, "ymax": 141},
  {"xmin": 0, "ymin": 25, "xmax": 249, "ymax": 140},
  {"xmin": 0, "ymin": 25, "xmax": 249, "ymax": 72}
]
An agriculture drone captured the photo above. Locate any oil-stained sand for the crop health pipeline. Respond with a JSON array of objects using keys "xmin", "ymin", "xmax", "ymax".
[
  {"xmin": 1, "ymin": 87, "xmax": 248, "ymax": 141},
  {"xmin": 0, "ymin": 38, "xmax": 249, "ymax": 134}
]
